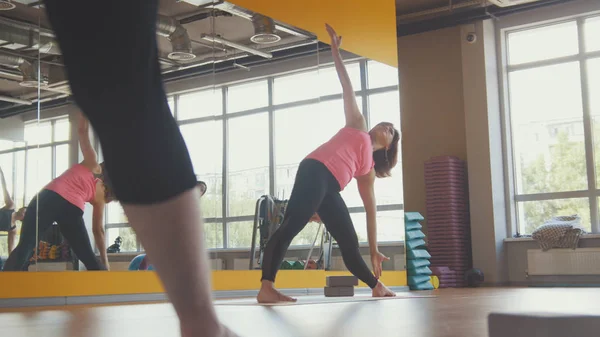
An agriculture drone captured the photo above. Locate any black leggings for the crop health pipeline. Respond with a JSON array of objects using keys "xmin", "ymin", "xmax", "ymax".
[
  {"xmin": 42, "ymin": 0, "xmax": 197, "ymax": 204},
  {"xmin": 261, "ymin": 159, "xmax": 379, "ymax": 289},
  {"xmin": 3, "ymin": 190, "xmax": 105, "ymax": 271}
]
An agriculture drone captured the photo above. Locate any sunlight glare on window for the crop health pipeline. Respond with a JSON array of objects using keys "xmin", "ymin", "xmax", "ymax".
[
  {"xmin": 367, "ymin": 60, "xmax": 399, "ymax": 89},
  {"xmin": 507, "ymin": 21, "xmax": 578, "ymax": 65},
  {"xmin": 53, "ymin": 118, "xmax": 70, "ymax": 142},
  {"xmin": 24, "ymin": 121, "xmax": 52, "ymax": 146},
  {"xmin": 178, "ymin": 89, "xmax": 222, "ymax": 120},
  {"xmin": 228, "ymin": 113, "xmax": 269, "ymax": 216},
  {"xmin": 180, "ymin": 121, "xmax": 223, "ymax": 218},
  {"xmin": 584, "ymin": 16, "xmax": 600, "ymax": 52},
  {"xmin": 508, "ymin": 62, "xmax": 586, "ymax": 194},
  {"xmin": 273, "ymin": 69, "xmax": 319, "ymax": 105},
  {"xmin": 227, "ymin": 80, "xmax": 268, "ymax": 113}
]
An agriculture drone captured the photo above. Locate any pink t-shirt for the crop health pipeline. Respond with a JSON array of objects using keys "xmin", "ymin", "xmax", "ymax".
[
  {"xmin": 305, "ymin": 127, "xmax": 374, "ymax": 191},
  {"xmin": 45, "ymin": 164, "xmax": 98, "ymax": 211}
]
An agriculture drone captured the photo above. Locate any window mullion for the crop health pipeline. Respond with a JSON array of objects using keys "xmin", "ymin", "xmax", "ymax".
[
  {"xmin": 222, "ymin": 86, "xmax": 228, "ymax": 249},
  {"xmin": 577, "ymin": 18, "xmax": 599, "ymax": 232}
]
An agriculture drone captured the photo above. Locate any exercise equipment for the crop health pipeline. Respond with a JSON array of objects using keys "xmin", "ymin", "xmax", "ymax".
[
  {"xmin": 465, "ymin": 268, "xmax": 484, "ymax": 287},
  {"xmin": 431, "ymin": 275, "xmax": 440, "ymax": 289},
  {"xmin": 404, "ymin": 212, "xmax": 434, "ymax": 291},
  {"xmin": 424, "ymin": 156, "xmax": 472, "ymax": 288},
  {"xmin": 324, "ymin": 275, "xmax": 357, "ymax": 297},
  {"xmin": 279, "ymin": 260, "xmax": 293, "ymax": 270},
  {"xmin": 128, "ymin": 254, "xmax": 154, "ymax": 271},
  {"xmin": 249, "ymin": 195, "xmax": 334, "ymax": 271}
]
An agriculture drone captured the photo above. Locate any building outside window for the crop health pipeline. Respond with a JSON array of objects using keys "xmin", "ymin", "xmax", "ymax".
[{"xmin": 501, "ymin": 13, "xmax": 600, "ymax": 235}]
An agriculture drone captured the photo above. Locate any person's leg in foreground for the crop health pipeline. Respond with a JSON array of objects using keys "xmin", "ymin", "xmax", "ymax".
[{"xmin": 42, "ymin": 1, "xmax": 234, "ymax": 336}]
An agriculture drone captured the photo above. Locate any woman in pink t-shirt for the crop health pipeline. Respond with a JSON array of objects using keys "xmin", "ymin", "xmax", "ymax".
[
  {"xmin": 258, "ymin": 24, "xmax": 400, "ymax": 303},
  {"xmin": 3, "ymin": 113, "xmax": 115, "ymax": 271}
]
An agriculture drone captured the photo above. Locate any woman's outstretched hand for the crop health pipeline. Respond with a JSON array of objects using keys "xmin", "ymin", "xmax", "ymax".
[
  {"xmin": 371, "ymin": 251, "xmax": 390, "ymax": 279},
  {"xmin": 325, "ymin": 23, "xmax": 342, "ymax": 49}
]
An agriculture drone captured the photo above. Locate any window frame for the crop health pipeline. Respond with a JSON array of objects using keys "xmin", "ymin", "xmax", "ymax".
[
  {"xmin": 497, "ymin": 2, "xmax": 600, "ymax": 237},
  {"xmin": 105, "ymin": 59, "xmax": 404, "ymax": 250}
]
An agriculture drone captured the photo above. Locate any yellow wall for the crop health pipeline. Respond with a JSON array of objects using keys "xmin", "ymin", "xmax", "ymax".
[
  {"xmin": 231, "ymin": 0, "xmax": 399, "ymax": 68},
  {"xmin": 397, "ymin": 26, "xmax": 468, "ymax": 232}
]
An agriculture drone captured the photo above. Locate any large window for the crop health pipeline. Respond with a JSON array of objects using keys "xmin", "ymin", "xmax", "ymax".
[
  {"xmin": 503, "ymin": 14, "xmax": 600, "ymax": 235},
  {"xmin": 105, "ymin": 59, "xmax": 403, "ymax": 250},
  {"xmin": 0, "ymin": 117, "xmax": 71, "ymax": 257}
]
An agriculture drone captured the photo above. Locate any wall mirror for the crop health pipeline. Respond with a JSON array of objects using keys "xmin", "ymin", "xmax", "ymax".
[{"xmin": 0, "ymin": 0, "xmax": 403, "ymax": 300}]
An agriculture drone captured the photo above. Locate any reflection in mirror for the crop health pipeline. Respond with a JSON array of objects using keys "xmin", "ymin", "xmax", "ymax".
[
  {"xmin": 1, "ymin": 0, "xmax": 404, "ymax": 284},
  {"xmin": 0, "ymin": 2, "xmax": 73, "ymax": 272},
  {"xmin": 0, "ymin": 138, "xmax": 26, "ymax": 270}
]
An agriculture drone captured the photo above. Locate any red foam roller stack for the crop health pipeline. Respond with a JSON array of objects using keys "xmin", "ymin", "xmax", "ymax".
[{"xmin": 425, "ymin": 156, "xmax": 472, "ymax": 288}]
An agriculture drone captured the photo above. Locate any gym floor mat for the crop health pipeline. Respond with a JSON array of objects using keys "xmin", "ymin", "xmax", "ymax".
[
  {"xmin": 213, "ymin": 293, "xmax": 436, "ymax": 306},
  {"xmin": 5, "ymin": 288, "xmax": 600, "ymax": 337}
]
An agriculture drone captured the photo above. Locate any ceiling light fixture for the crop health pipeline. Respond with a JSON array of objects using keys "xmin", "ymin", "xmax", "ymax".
[
  {"xmin": 250, "ymin": 15, "xmax": 281, "ymax": 44},
  {"xmin": 0, "ymin": 1, "xmax": 15, "ymax": 10}
]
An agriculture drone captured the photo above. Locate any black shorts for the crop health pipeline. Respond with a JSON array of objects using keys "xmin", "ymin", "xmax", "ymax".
[{"xmin": 0, "ymin": 209, "xmax": 16, "ymax": 232}]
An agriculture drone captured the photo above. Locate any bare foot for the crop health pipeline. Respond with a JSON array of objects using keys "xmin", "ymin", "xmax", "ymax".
[
  {"xmin": 257, "ymin": 281, "xmax": 297, "ymax": 303},
  {"xmin": 372, "ymin": 281, "xmax": 396, "ymax": 297}
]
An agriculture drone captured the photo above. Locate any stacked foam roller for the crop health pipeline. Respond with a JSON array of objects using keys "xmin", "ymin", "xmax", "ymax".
[
  {"xmin": 424, "ymin": 156, "xmax": 472, "ymax": 288},
  {"xmin": 404, "ymin": 212, "xmax": 434, "ymax": 290}
]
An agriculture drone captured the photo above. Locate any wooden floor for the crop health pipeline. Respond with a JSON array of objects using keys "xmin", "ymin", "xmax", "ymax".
[{"xmin": 3, "ymin": 287, "xmax": 600, "ymax": 337}]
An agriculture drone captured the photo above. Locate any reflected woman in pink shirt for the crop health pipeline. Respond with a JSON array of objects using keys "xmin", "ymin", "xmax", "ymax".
[
  {"xmin": 258, "ymin": 24, "xmax": 400, "ymax": 303},
  {"xmin": 3, "ymin": 113, "xmax": 115, "ymax": 271}
]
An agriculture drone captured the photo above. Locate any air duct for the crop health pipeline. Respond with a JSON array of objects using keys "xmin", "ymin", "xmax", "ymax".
[
  {"xmin": 0, "ymin": 1, "xmax": 15, "ymax": 10},
  {"xmin": 156, "ymin": 15, "xmax": 196, "ymax": 61},
  {"xmin": 0, "ymin": 95, "xmax": 31, "ymax": 105},
  {"xmin": 0, "ymin": 53, "xmax": 48, "ymax": 87},
  {"xmin": 250, "ymin": 14, "xmax": 281, "ymax": 44},
  {"xmin": 0, "ymin": 18, "xmax": 61, "ymax": 55},
  {"xmin": 211, "ymin": 2, "xmax": 312, "ymax": 39},
  {"xmin": 201, "ymin": 34, "xmax": 273, "ymax": 59}
]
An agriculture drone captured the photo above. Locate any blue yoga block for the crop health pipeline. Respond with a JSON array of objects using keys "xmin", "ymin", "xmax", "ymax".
[
  {"xmin": 405, "ymin": 212, "xmax": 424, "ymax": 222},
  {"xmin": 407, "ymin": 249, "xmax": 431, "ymax": 260},
  {"xmin": 406, "ymin": 229, "xmax": 426, "ymax": 241},
  {"xmin": 407, "ymin": 259, "xmax": 431, "ymax": 269}
]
